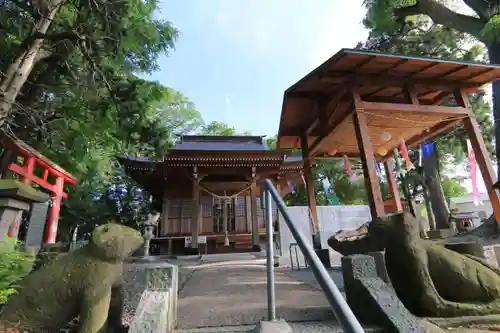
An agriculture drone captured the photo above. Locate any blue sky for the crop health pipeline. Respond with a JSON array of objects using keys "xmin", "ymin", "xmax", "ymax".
[{"xmin": 148, "ymin": 0, "xmax": 369, "ymax": 136}]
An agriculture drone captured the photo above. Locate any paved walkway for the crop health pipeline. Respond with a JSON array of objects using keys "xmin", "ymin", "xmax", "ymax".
[
  {"xmin": 177, "ymin": 263, "xmax": 335, "ymax": 329},
  {"xmin": 283, "ymin": 267, "xmax": 345, "ymax": 292}
]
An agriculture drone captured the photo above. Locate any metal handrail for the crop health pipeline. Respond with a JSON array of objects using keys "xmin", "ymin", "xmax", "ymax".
[{"xmin": 264, "ymin": 179, "xmax": 365, "ymax": 333}]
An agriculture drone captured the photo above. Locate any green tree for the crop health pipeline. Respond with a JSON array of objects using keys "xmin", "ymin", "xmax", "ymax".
[{"xmin": 199, "ymin": 121, "xmax": 238, "ymax": 136}]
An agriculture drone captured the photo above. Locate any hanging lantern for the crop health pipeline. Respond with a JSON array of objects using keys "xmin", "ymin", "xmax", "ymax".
[
  {"xmin": 327, "ymin": 148, "xmax": 338, "ymax": 156},
  {"xmin": 377, "ymin": 147, "xmax": 388, "ymax": 156},
  {"xmin": 381, "ymin": 131, "xmax": 392, "ymax": 142}
]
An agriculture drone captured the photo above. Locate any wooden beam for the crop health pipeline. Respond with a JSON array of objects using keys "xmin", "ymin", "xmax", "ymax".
[
  {"xmin": 454, "ymin": 89, "xmax": 500, "ymax": 223},
  {"xmin": 250, "ymin": 181, "xmax": 259, "ymax": 249},
  {"xmin": 300, "ymin": 135, "xmax": 320, "ymax": 243},
  {"xmin": 405, "ymin": 118, "xmax": 462, "ymax": 149},
  {"xmin": 45, "ymin": 176, "xmax": 64, "ymax": 244},
  {"xmin": 432, "ymin": 91, "xmax": 452, "ymax": 105},
  {"xmin": 352, "ymin": 90, "xmax": 385, "ymax": 219},
  {"xmin": 304, "ymin": 87, "xmax": 347, "ymax": 136},
  {"xmin": 9, "ymin": 163, "xmax": 68, "ymax": 199},
  {"xmin": 308, "ymin": 102, "xmax": 354, "ymax": 156},
  {"xmin": 361, "ymin": 101, "xmax": 471, "ymax": 116},
  {"xmin": 191, "ymin": 170, "xmax": 200, "ymax": 249},
  {"xmin": 403, "ymin": 84, "xmax": 419, "ymax": 105},
  {"xmin": 321, "ymin": 71, "xmax": 484, "ymax": 92},
  {"xmin": 384, "ymin": 158, "xmax": 403, "ymax": 213}
]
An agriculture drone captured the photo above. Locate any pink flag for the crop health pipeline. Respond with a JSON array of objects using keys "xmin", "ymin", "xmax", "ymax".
[
  {"xmin": 343, "ymin": 155, "xmax": 357, "ymax": 183},
  {"xmin": 467, "ymin": 140, "xmax": 481, "ymax": 205},
  {"xmin": 399, "ymin": 139, "xmax": 415, "ymax": 170}
]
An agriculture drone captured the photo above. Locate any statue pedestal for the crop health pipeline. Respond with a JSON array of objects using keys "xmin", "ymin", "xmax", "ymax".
[
  {"xmin": 0, "ymin": 198, "xmax": 30, "ymax": 238},
  {"xmin": 0, "ymin": 180, "xmax": 50, "ymax": 252},
  {"xmin": 127, "ymin": 263, "xmax": 178, "ymax": 333}
]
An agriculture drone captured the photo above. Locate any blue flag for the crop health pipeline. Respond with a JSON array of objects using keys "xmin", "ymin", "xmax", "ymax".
[{"xmin": 422, "ymin": 142, "xmax": 435, "ymax": 157}]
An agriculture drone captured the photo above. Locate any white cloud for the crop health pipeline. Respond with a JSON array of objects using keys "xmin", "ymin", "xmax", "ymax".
[{"xmin": 224, "ymin": 94, "xmax": 231, "ymax": 106}]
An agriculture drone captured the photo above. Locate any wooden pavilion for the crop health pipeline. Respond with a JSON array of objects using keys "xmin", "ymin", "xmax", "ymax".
[
  {"xmin": 277, "ymin": 48, "xmax": 500, "ymax": 237},
  {"xmin": 119, "ymin": 135, "xmax": 309, "ymax": 255}
]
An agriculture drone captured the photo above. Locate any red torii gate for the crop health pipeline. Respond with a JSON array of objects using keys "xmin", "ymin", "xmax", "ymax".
[{"xmin": 0, "ymin": 131, "xmax": 77, "ymax": 244}]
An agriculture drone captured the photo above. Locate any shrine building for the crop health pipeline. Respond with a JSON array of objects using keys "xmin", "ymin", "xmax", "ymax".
[{"xmin": 119, "ymin": 135, "xmax": 309, "ymax": 255}]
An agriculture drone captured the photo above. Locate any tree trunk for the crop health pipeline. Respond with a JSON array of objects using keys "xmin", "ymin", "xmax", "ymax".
[
  {"xmin": 0, "ymin": 3, "xmax": 61, "ymax": 126},
  {"xmin": 488, "ymin": 43, "xmax": 500, "ymax": 179},
  {"xmin": 422, "ymin": 145, "xmax": 449, "ymax": 229}
]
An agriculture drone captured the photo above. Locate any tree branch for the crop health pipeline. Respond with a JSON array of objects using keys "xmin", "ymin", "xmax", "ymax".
[
  {"xmin": 394, "ymin": 0, "xmax": 486, "ymax": 41},
  {"xmin": 462, "ymin": 0, "xmax": 493, "ymax": 20}
]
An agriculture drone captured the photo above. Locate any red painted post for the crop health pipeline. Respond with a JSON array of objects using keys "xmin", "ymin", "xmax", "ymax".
[
  {"xmin": 45, "ymin": 176, "xmax": 64, "ymax": 244},
  {"xmin": 21, "ymin": 156, "xmax": 36, "ymax": 185}
]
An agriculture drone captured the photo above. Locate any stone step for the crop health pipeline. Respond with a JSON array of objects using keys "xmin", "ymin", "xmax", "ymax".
[{"xmin": 176, "ymin": 320, "xmax": 385, "ymax": 333}]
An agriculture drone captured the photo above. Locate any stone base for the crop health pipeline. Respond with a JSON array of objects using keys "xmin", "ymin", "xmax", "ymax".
[
  {"xmin": 427, "ymin": 228, "xmax": 456, "ymax": 240},
  {"xmin": 254, "ymin": 319, "xmax": 291, "ymax": 333},
  {"xmin": 252, "ymin": 244, "xmax": 262, "ymax": 252}
]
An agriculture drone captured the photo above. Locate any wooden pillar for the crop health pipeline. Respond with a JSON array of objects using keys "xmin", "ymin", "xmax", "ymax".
[
  {"xmin": 245, "ymin": 194, "xmax": 252, "ymax": 232},
  {"xmin": 250, "ymin": 181, "xmax": 260, "ymax": 250},
  {"xmin": 21, "ymin": 156, "xmax": 35, "ymax": 185},
  {"xmin": 352, "ymin": 90, "xmax": 385, "ymax": 219},
  {"xmin": 300, "ymin": 135, "xmax": 321, "ymax": 249},
  {"xmin": 160, "ymin": 185, "xmax": 169, "ymax": 237},
  {"xmin": 455, "ymin": 89, "xmax": 500, "ymax": 223},
  {"xmin": 191, "ymin": 167, "xmax": 200, "ymax": 249},
  {"xmin": 384, "ymin": 158, "xmax": 403, "ymax": 212},
  {"xmin": 45, "ymin": 176, "xmax": 64, "ymax": 244}
]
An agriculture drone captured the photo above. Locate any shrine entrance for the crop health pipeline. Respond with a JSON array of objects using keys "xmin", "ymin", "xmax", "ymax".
[
  {"xmin": 120, "ymin": 135, "xmax": 307, "ymax": 256},
  {"xmin": 213, "ymin": 198, "xmax": 236, "ymax": 233}
]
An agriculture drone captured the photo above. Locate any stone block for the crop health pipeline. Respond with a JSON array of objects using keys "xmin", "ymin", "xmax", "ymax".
[
  {"xmin": 342, "ymin": 254, "xmax": 426, "ymax": 332},
  {"xmin": 342, "ymin": 254, "xmax": 379, "ymax": 281},
  {"xmin": 368, "ymin": 251, "xmax": 390, "ymax": 284},
  {"xmin": 128, "ymin": 263, "xmax": 178, "ymax": 333},
  {"xmin": 254, "ymin": 319, "xmax": 292, "ymax": 333},
  {"xmin": 427, "ymin": 229, "xmax": 456, "ymax": 240},
  {"xmin": 483, "ymin": 245, "xmax": 499, "ymax": 268}
]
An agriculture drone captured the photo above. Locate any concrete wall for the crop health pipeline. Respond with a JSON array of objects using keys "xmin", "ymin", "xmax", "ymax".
[
  {"xmin": 278, "ymin": 205, "xmax": 371, "ymax": 268},
  {"xmin": 450, "ymin": 199, "xmax": 493, "ymax": 220}
]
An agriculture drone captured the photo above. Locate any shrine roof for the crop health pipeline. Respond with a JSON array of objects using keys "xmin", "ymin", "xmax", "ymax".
[{"xmin": 171, "ymin": 135, "xmax": 269, "ymax": 152}]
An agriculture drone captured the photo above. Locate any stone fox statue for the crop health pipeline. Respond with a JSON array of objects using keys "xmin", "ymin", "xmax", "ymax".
[
  {"xmin": 0, "ymin": 223, "xmax": 144, "ymax": 333},
  {"xmin": 331, "ymin": 212, "xmax": 500, "ymax": 319}
]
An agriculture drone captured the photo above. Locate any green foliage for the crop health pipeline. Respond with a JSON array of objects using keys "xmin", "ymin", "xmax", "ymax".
[
  {"xmin": 199, "ymin": 121, "xmax": 238, "ymax": 136},
  {"xmin": 442, "ymin": 176, "xmax": 467, "ymax": 202},
  {"xmin": 0, "ymin": 237, "xmax": 34, "ymax": 304},
  {"xmin": 481, "ymin": 15, "xmax": 500, "ymax": 43}
]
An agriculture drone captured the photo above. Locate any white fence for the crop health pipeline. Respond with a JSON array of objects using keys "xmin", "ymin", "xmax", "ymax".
[{"xmin": 278, "ymin": 205, "xmax": 371, "ymax": 268}]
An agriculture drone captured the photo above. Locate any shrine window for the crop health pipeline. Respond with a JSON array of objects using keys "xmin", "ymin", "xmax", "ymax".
[
  {"xmin": 202, "ymin": 196, "xmax": 212, "ymax": 217},
  {"xmin": 169, "ymin": 200, "xmax": 181, "ymax": 218},
  {"xmin": 235, "ymin": 196, "xmax": 245, "ymax": 217},
  {"xmin": 181, "ymin": 199, "xmax": 192, "ymax": 218}
]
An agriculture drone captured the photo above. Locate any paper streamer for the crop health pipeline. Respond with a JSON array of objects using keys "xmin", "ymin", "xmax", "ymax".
[
  {"xmin": 399, "ymin": 138, "xmax": 415, "ymax": 170},
  {"xmin": 467, "ymin": 140, "xmax": 482, "ymax": 206},
  {"xmin": 343, "ymin": 155, "xmax": 357, "ymax": 184}
]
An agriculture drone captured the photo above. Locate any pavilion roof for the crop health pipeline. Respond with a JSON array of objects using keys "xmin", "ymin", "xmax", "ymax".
[{"xmin": 277, "ymin": 48, "xmax": 500, "ymax": 158}]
